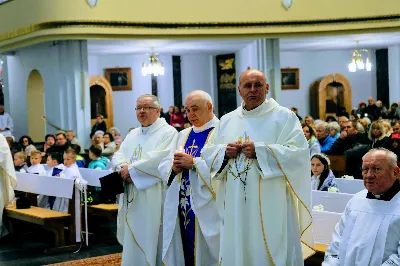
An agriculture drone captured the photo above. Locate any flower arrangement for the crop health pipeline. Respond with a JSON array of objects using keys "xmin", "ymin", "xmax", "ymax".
[
  {"xmin": 313, "ymin": 204, "xmax": 324, "ymax": 211},
  {"xmin": 342, "ymin": 175, "xmax": 354, "ymax": 180},
  {"xmin": 328, "ymin": 187, "xmax": 340, "ymax": 193}
]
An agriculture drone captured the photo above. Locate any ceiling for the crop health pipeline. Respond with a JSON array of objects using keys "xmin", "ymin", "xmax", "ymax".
[{"xmin": 86, "ymin": 32, "xmax": 400, "ymax": 55}]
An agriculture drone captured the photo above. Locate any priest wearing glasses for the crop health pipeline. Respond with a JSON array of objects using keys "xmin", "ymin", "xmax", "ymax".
[
  {"xmin": 159, "ymin": 90, "xmax": 220, "ymax": 266},
  {"xmin": 112, "ymin": 94, "xmax": 177, "ymax": 266},
  {"xmin": 323, "ymin": 148, "xmax": 400, "ymax": 266},
  {"xmin": 202, "ymin": 68, "xmax": 315, "ymax": 265}
]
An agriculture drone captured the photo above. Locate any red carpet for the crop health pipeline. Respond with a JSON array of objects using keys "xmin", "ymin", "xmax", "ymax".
[{"xmin": 47, "ymin": 253, "xmax": 122, "ymax": 266}]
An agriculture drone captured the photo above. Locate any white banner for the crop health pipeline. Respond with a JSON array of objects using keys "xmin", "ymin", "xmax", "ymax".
[
  {"xmin": 79, "ymin": 168, "xmax": 111, "ymax": 187},
  {"xmin": 15, "ymin": 172, "xmax": 74, "ymax": 199}
]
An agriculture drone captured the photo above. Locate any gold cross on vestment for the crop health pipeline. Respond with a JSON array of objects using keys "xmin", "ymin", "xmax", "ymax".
[{"xmin": 188, "ymin": 140, "xmax": 199, "ymax": 156}]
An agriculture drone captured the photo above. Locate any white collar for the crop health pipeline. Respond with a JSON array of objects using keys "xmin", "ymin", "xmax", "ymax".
[
  {"xmin": 241, "ymin": 100, "xmax": 267, "ymax": 115},
  {"xmin": 192, "ymin": 115, "xmax": 219, "ymax": 133}
]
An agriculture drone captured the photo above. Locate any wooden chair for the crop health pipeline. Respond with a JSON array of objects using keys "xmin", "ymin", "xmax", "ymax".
[{"xmin": 327, "ymin": 155, "xmax": 346, "ymax": 177}]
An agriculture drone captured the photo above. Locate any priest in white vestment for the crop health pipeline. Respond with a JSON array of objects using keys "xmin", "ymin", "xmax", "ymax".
[
  {"xmin": 0, "ymin": 105, "xmax": 13, "ymax": 137},
  {"xmin": 202, "ymin": 69, "xmax": 315, "ymax": 265},
  {"xmin": 0, "ymin": 134, "xmax": 17, "ymax": 238},
  {"xmin": 112, "ymin": 94, "xmax": 177, "ymax": 266},
  {"xmin": 160, "ymin": 90, "xmax": 220, "ymax": 266},
  {"xmin": 323, "ymin": 148, "xmax": 400, "ymax": 266}
]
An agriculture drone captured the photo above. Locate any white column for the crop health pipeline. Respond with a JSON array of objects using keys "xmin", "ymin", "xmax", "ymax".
[{"xmin": 388, "ymin": 45, "xmax": 400, "ymax": 103}]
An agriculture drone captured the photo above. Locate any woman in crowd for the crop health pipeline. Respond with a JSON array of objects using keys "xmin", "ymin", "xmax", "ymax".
[
  {"xmin": 302, "ymin": 124, "xmax": 321, "ymax": 156},
  {"xmin": 41, "ymin": 134, "xmax": 55, "ymax": 154},
  {"xmin": 102, "ymin": 132, "xmax": 116, "ymax": 159},
  {"xmin": 18, "ymin": 135, "xmax": 37, "ymax": 156},
  {"xmin": 90, "ymin": 114, "xmax": 107, "ymax": 138},
  {"xmin": 369, "ymin": 120, "xmax": 390, "ymax": 148},
  {"xmin": 170, "ymin": 106, "xmax": 185, "ymax": 131},
  {"xmin": 311, "ymin": 153, "xmax": 337, "ymax": 191},
  {"xmin": 328, "ymin": 121, "xmax": 340, "ymax": 141},
  {"xmin": 109, "ymin": 127, "xmax": 123, "ymax": 146},
  {"xmin": 357, "ymin": 102, "xmax": 366, "ymax": 118}
]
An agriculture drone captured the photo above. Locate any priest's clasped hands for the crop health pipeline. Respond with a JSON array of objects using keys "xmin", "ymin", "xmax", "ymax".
[
  {"xmin": 119, "ymin": 165, "xmax": 133, "ymax": 183},
  {"xmin": 172, "ymin": 150, "xmax": 194, "ymax": 173},
  {"xmin": 225, "ymin": 141, "xmax": 256, "ymax": 159}
]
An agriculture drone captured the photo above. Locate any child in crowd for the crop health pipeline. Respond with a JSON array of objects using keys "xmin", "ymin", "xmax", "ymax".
[
  {"xmin": 27, "ymin": 150, "xmax": 46, "ymax": 174},
  {"xmin": 13, "ymin": 152, "xmax": 28, "ymax": 172},
  {"xmin": 37, "ymin": 152, "xmax": 65, "ymax": 210},
  {"xmin": 88, "ymin": 145, "xmax": 109, "ymax": 170},
  {"xmin": 70, "ymin": 144, "xmax": 86, "ymax": 168},
  {"xmin": 52, "ymin": 148, "xmax": 82, "ymax": 213},
  {"xmin": 311, "ymin": 153, "xmax": 337, "ymax": 191}
]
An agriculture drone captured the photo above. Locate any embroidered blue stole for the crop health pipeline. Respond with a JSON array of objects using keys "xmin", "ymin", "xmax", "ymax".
[{"xmin": 179, "ymin": 127, "xmax": 214, "ymax": 265}]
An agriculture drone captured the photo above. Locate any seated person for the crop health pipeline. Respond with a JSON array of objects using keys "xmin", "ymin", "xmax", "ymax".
[
  {"xmin": 13, "ymin": 152, "xmax": 28, "ymax": 172},
  {"xmin": 323, "ymin": 148, "xmax": 400, "ymax": 265},
  {"xmin": 102, "ymin": 133, "xmax": 116, "ymax": 160},
  {"xmin": 27, "ymin": 150, "xmax": 46, "ymax": 174},
  {"xmin": 88, "ymin": 145, "xmax": 109, "ymax": 170},
  {"xmin": 311, "ymin": 153, "xmax": 337, "ymax": 191},
  {"xmin": 52, "ymin": 148, "xmax": 82, "ymax": 213},
  {"xmin": 37, "ymin": 152, "xmax": 64, "ymax": 209},
  {"xmin": 70, "ymin": 144, "xmax": 85, "ymax": 168}
]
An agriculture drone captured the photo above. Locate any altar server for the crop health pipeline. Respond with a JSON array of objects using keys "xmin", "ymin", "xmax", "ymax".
[
  {"xmin": 0, "ymin": 134, "xmax": 16, "ymax": 238},
  {"xmin": 0, "ymin": 105, "xmax": 13, "ymax": 136},
  {"xmin": 202, "ymin": 68, "xmax": 314, "ymax": 265},
  {"xmin": 112, "ymin": 94, "xmax": 177, "ymax": 266},
  {"xmin": 160, "ymin": 90, "xmax": 220, "ymax": 266},
  {"xmin": 323, "ymin": 148, "xmax": 400, "ymax": 266}
]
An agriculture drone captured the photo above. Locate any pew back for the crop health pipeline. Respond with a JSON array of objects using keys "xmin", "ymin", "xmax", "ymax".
[
  {"xmin": 335, "ymin": 178, "xmax": 365, "ymax": 194},
  {"xmin": 312, "ymin": 190, "xmax": 354, "ymax": 213}
]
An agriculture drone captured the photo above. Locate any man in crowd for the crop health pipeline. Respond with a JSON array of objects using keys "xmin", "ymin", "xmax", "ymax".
[
  {"xmin": 323, "ymin": 148, "xmax": 400, "ymax": 265},
  {"xmin": 202, "ymin": 69, "xmax": 314, "ymax": 265},
  {"xmin": 66, "ymin": 130, "xmax": 81, "ymax": 148},
  {"xmin": 365, "ymin": 97, "xmax": 378, "ymax": 120},
  {"xmin": 160, "ymin": 90, "xmax": 220, "ymax": 265},
  {"xmin": 316, "ymin": 122, "xmax": 335, "ymax": 153},
  {"xmin": 112, "ymin": 94, "xmax": 177, "ymax": 266},
  {"xmin": 46, "ymin": 132, "xmax": 72, "ymax": 154},
  {"xmin": 0, "ymin": 105, "xmax": 13, "ymax": 136}
]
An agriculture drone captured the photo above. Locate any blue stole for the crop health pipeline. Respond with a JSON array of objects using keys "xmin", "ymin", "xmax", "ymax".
[
  {"xmin": 49, "ymin": 167, "xmax": 63, "ymax": 209},
  {"xmin": 179, "ymin": 127, "xmax": 214, "ymax": 265}
]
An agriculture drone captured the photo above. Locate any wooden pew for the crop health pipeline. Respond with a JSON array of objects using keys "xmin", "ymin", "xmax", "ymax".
[
  {"xmin": 79, "ymin": 169, "xmax": 119, "ymax": 219},
  {"xmin": 5, "ymin": 173, "xmax": 78, "ymax": 254},
  {"xmin": 327, "ymin": 155, "xmax": 346, "ymax": 177}
]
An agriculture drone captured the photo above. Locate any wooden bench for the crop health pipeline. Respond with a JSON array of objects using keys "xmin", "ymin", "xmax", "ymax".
[
  {"xmin": 315, "ymin": 243, "xmax": 328, "ymax": 253},
  {"xmin": 327, "ymin": 155, "xmax": 346, "ymax": 177},
  {"xmin": 5, "ymin": 204, "xmax": 71, "ymax": 252},
  {"xmin": 87, "ymin": 204, "xmax": 118, "ymax": 220}
]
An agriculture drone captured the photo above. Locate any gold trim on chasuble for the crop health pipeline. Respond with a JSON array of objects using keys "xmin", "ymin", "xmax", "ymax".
[
  {"xmin": 266, "ymin": 146, "xmax": 316, "ymax": 259},
  {"xmin": 0, "ymin": 166, "xmax": 14, "ymax": 205}
]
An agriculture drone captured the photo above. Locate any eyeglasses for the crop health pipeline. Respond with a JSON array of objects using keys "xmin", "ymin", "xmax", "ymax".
[
  {"xmin": 361, "ymin": 167, "xmax": 383, "ymax": 175},
  {"xmin": 135, "ymin": 107, "xmax": 158, "ymax": 111}
]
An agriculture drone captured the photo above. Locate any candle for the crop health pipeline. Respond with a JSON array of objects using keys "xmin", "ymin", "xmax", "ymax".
[{"xmin": 175, "ymin": 145, "xmax": 185, "ymax": 154}]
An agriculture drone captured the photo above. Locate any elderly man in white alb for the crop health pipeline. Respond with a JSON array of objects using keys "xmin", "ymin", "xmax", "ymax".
[
  {"xmin": 0, "ymin": 105, "xmax": 13, "ymax": 136},
  {"xmin": 159, "ymin": 90, "xmax": 220, "ymax": 266},
  {"xmin": 112, "ymin": 94, "xmax": 177, "ymax": 266},
  {"xmin": 0, "ymin": 134, "xmax": 17, "ymax": 238},
  {"xmin": 323, "ymin": 148, "xmax": 400, "ymax": 266},
  {"xmin": 202, "ymin": 68, "xmax": 315, "ymax": 265}
]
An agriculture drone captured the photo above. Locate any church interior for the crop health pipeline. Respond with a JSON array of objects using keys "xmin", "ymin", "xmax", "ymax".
[{"xmin": 1, "ymin": 0, "xmax": 400, "ymax": 265}]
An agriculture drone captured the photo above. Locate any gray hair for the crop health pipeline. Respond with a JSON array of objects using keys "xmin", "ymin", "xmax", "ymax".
[
  {"xmin": 362, "ymin": 148, "xmax": 398, "ymax": 168},
  {"xmin": 185, "ymin": 90, "xmax": 213, "ymax": 105},
  {"xmin": 357, "ymin": 122, "xmax": 365, "ymax": 133},
  {"xmin": 66, "ymin": 130, "xmax": 75, "ymax": 135},
  {"xmin": 317, "ymin": 121, "xmax": 329, "ymax": 132},
  {"xmin": 137, "ymin": 94, "xmax": 161, "ymax": 108},
  {"xmin": 109, "ymin": 127, "xmax": 121, "ymax": 136},
  {"xmin": 328, "ymin": 122, "xmax": 340, "ymax": 134}
]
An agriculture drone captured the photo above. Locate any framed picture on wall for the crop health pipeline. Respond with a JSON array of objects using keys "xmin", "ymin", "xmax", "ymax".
[
  {"xmin": 104, "ymin": 67, "xmax": 132, "ymax": 91},
  {"xmin": 281, "ymin": 68, "xmax": 299, "ymax": 90}
]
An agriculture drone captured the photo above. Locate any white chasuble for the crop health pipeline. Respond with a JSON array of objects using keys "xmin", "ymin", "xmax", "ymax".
[
  {"xmin": 0, "ymin": 134, "xmax": 17, "ymax": 238},
  {"xmin": 112, "ymin": 118, "xmax": 177, "ymax": 266},
  {"xmin": 160, "ymin": 116, "xmax": 220, "ymax": 266},
  {"xmin": 323, "ymin": 190, "xmax": 400, "ymax": 266},
  {"xmin": 202, "ymin": 99, "xmax": 315, "ymax": 266}
]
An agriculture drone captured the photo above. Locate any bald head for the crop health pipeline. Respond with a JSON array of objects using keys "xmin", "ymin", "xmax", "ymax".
[
  {"xmin": 185, "ymin": 90, "xmax": 214, "ymax": 127},
  {"xmin": 368, "ymin": 97, "xmax": 375, "ymax": 105},
  {"xmin": 239, "ymin": 68, "xmax": 267, "ymax": 86}
]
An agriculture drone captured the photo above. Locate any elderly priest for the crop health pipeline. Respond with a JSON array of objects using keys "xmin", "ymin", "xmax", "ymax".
[
  {"xmin": 159, "ymin": 90, "xmax": 220, "ymax": 266},
  {"xmin": 0, "ymin": 134, "xmax": 16, "ymax": 238},
  {"xmin": 112, "ymin": 94, "xmax": 177, "ymax": 266},
  {"xmin": 323, "ymin": 148, "xmax": 400, "ymax": 266},
  {"xmin": 202, "ymin": 68, "xmax": 314, "ymax": 265}
]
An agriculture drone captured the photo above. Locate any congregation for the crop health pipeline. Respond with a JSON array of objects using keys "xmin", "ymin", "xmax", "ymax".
[{"xmin": 0, "ymin": 68, "xmax": 400, "ymax": 266}]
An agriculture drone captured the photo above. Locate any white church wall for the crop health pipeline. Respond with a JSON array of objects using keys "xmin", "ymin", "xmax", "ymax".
[
  {"xmin": 280, "ymin": 50, "xmax": 377, "ymax": 119},
  {"xmin": 4, "ymin": 41, "xmax": 90, "ymax": 145},
  {"xmin": 89, "ymin": 53, "xmax": 214, "ymax": 136},
  {"xmin": 235, "ymin": 41, "xmax": 258, "ymax": 105}
]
